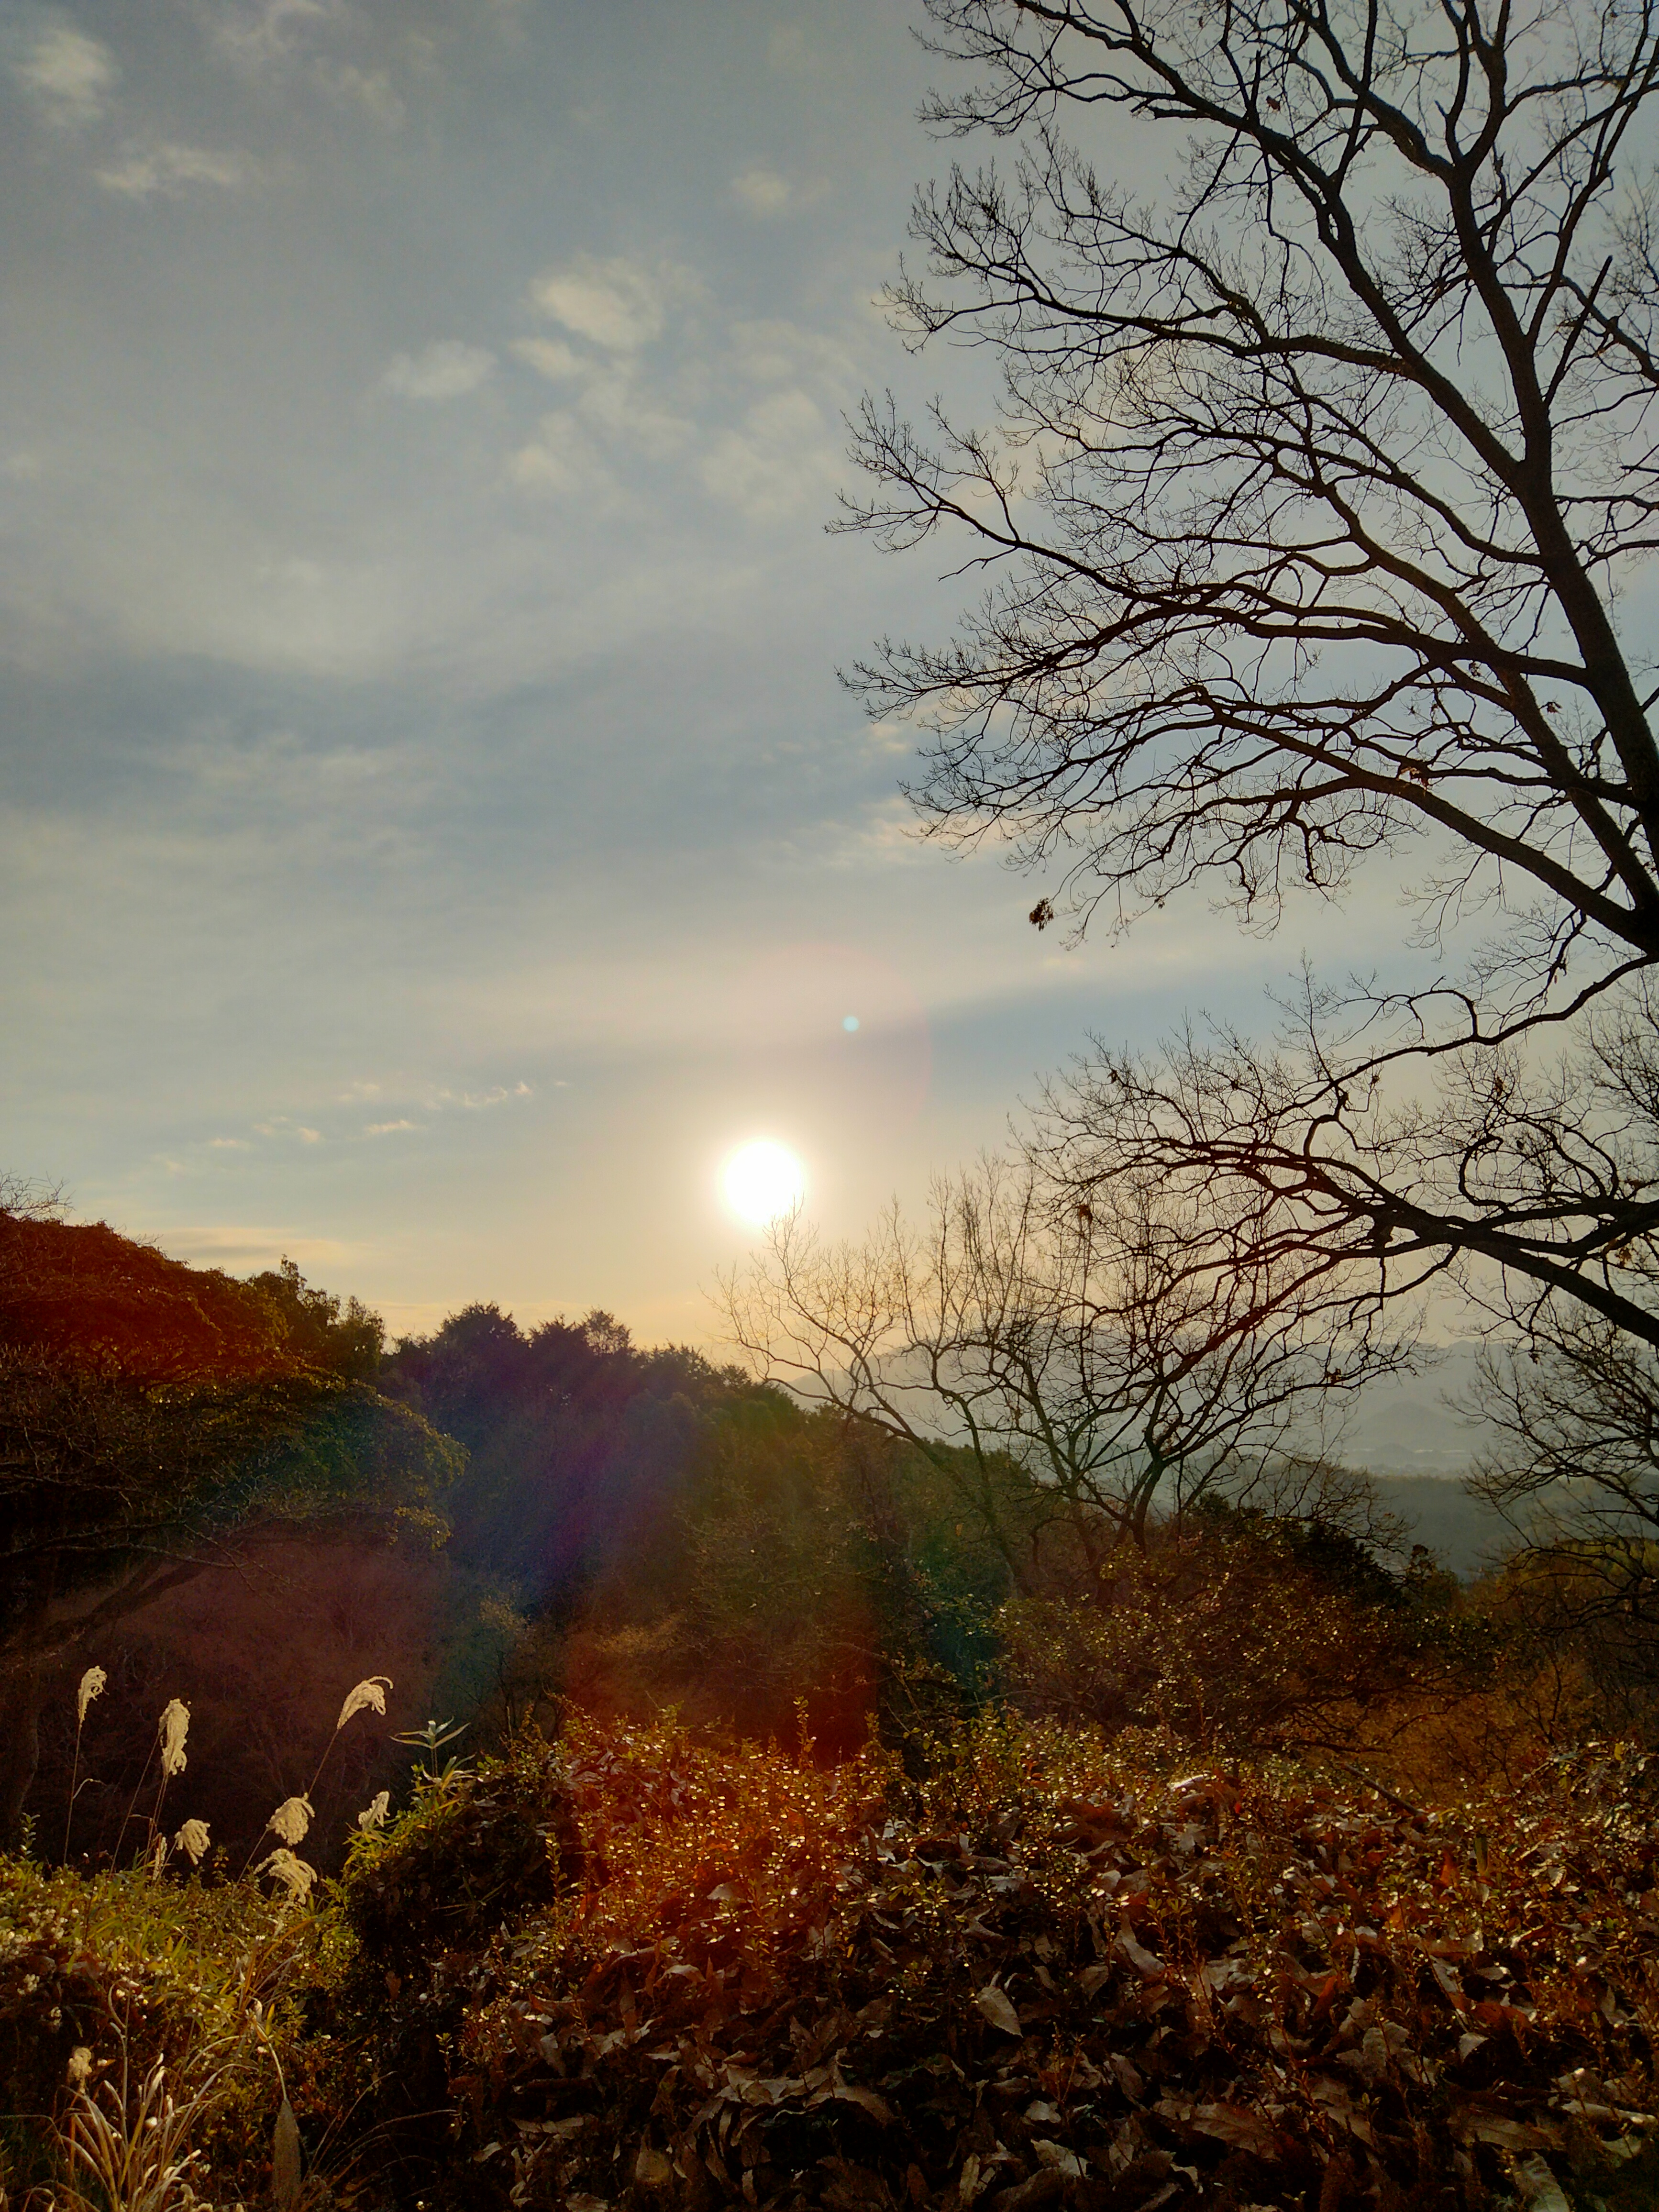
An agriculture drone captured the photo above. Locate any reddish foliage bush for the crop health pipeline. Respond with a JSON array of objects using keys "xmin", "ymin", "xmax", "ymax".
[
  {"xmin": 0, "ymin": 1213, "xmax": 301, "ymax": 1383},
  {"xmin": 322, "ymin": 1717, "xmax": 1659, "ymax": 2211}
]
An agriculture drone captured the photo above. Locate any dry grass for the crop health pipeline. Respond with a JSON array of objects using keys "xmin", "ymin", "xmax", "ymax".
[{"xmin": 53, "ymin": 2013, "xmax": 232, "ymax": 2212}]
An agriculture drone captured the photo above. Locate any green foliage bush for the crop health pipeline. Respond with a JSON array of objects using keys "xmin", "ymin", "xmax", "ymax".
[{"xmin": 327, "ymin": 1733, "xmax": 583, "ymax": 2122}]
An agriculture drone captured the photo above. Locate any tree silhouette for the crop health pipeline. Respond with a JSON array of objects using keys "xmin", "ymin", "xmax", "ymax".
[
  {"xmin": 0, "ymin": 1204, "xmax": 458, "ymax": 1842},
  {"xmin": 845, "ymin": 0, "xmax": 1659, "ymax": 1365},
  {"xmin": 722, "ymin": 1159, "xmax": 1411, "ymax": 1575}
]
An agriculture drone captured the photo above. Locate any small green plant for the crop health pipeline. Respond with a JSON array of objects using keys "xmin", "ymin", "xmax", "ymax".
[{"xmin": 390, "ymin": 1715, "xmax": 471, "ymax": 1791}]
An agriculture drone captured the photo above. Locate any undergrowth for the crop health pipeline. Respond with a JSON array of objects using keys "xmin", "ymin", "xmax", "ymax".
[{"xmin": 3, "ymin": 1715, "xmax": 1657, "ymax": 2212}]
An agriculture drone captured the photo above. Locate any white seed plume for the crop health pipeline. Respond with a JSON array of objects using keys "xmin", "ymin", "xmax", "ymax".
[
  {"xmin": 254, "ymin": 1848, "xmax": 317, "ymax": 1903},
  {"xmin": 355, "ymin": 1789, "xmax": 390, "ymax": 1831},
  {"xmin": 147, "ymin": 1833, "xmax": 168, "ymax": 1878},
  {"xmin": 174, "ymin": 1818, "xmax": 210, "ymax": 1865},
  {"xmin": 157, "ymin": 1698, "xmax": 190, "ymax": 1778},
  {"xmin": 66, "ymin": 2046, "xmax": 93, "ymax": 2088},
  {"xmin": 76, "ymin": 1665, "xmax": 106, "ymax": 1725},
  {"xmin": 335, "ymin": 1674, "xmax": 392, "ymax": 1732},
  {"xmin": 266, "ymin": 1795, "xmax": 313, "ymax": 1847}
]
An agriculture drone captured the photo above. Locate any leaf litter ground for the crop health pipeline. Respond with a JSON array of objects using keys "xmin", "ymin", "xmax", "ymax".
[{"xmin": 354, "ymin": 1718, "xmax": 1659, "ymax": 2212}]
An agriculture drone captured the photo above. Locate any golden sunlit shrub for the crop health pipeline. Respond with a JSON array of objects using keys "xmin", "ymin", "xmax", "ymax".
[
  {"xmin": 437, "ymin": 1715, "xmax": 1659, "ymax": 2212},
  {"xmin": 999, "ymin": 1526, "xmax": 1486, "ymax": 1772},
  {"xmin": 0, "ymin": 1853, "xmax": 329, "ymax": 2208}
]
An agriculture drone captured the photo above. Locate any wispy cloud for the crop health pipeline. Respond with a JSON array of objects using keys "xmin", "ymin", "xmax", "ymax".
[
  {"xmin": 508, "ymin": 267, "xmax": 708, "ymax": 501},
  {"xmin": 729, "ymin": 166, "xmax": 828, "ymax": 218},
  {"xmin": 222, "ymin": 1086, "xmax": 528, "ymax": 1147},
  {"xmin": 316, "ymin": 59, "xmax": 403, "ymax": 127},
  {"xmin": 253, "ymin": 1117, "xmax": 323, "ymax": 1143},
  {"xmin": 204, "ymin": 0, "xmax": 337, "ymax": 73},
  {"xmin": 509, "ymin": 412, "xmax": 612, "ymax": 501},
  {"xmin": 448, "ymin": 1081, "xmax": 531, "ymax": 1111},
  {"xmin": 698, "ymin": 389, "xmax": 841, "ymax": 520},
  {"xmin": 731, "ymin": 166, "xmax": 792, "ymax": 216},
  {"xmin": 155, "ymin": 1224, "xmax": 354, "ymax": 1271},
  {"xmin": 730, "ymin": 318, "xmax": 861, "ymax": 393},
  {"xmin": 575, "ymin": 360, "xmax": 692, "ymax": 456},
  {"xmin": 12, "ymin": 22, "xmax": 117, "ymax": 126},
  {"xmin": 95, "ymin": 143, "xmax": 254, "ymax": 199},
  {"xmin": 526, "ymin": 254, "xmax": 692, "ymax": 353},
  {"xmin": 380, "ymin": 340, "xmax": 497, "ymax": 401},
  {"xmin": 510, "ymin": 336, "xmax": 585, "ymax": 383}
]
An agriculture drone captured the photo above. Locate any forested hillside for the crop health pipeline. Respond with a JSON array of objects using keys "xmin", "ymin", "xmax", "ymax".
[
  {"xmin": 7, "ymin": 1203, "xmax": 1654, "ymax": 1859},
  {"xmin": 4, "ymin": 1211, "xmax": 1657, "ymax": 2212}
]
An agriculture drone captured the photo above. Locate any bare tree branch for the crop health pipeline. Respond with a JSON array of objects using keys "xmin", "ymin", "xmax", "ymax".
[
  {"xmin": 719, "ymin": 1157, "xmax": 1415, "ymax": 1563},
  {"xmin": 845, "ymin": 0, "xmax": 1659, "ymax": 1349}
]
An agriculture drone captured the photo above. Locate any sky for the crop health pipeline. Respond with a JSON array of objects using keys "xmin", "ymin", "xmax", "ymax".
[{"xmin": 1, "ymin": 0, "xmax": 1425, "ymax": 1345}]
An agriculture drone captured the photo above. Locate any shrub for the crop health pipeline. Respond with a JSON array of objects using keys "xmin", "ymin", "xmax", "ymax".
[
  {"xmin": 999, "ymin": 1524, "xmax": 1486, "ymax": 1766},
  {"xmin": 399, "ymin": 1716, "xmax": 1659, "ymax": 2210},
  {"xmin": 0, "ymin": 1854, "xmax": 326, "ymax": 2206}
]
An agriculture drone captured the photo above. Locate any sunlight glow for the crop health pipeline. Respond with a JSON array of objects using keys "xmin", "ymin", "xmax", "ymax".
[{"xmin": 721, "ymin": 1139, "xmax": 807, "ymax": 1228}]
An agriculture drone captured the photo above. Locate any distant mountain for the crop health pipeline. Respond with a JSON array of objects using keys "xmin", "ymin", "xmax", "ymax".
[
  {"xmin": 1340, "ymin": 1343, "xmax": 1494, "ymax": 1476},
  {"xmin": 1333, "ymin": 1345, "xmax": 1513, "ymax": 1576},
  {"xmin": 1367, "ymin": 1474, "xmax": 1509, "ymax": 1579}
]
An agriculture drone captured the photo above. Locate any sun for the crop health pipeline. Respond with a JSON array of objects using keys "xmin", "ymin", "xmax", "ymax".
[{"xmin": 721, "ymin": 1139, "xmax": 807, "ymax": 1228}]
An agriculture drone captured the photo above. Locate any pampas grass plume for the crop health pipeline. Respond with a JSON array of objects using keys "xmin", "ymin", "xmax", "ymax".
[
  {"xmin": 335, "ymin": 1675, "xmax": 392, "ymax": 1732},
  {"xmin": 356, "ymin": 1789, "xmax": 390, "ymax": 1831},
  {"xmin": 267, "ymin": 1796, "xmax": 313, "ymax": 1847},
  {"xmin": 254, "ymin": 1848, "xmax": 317, "ymax": 1904},
  {"xmin": 174, "ymin": 1818, "xmax": 210, "ymax": 1865},
  {"xmin": 66, "ymin": 1665, "xmax": 108, "ymax": 1860},
  {"xmin": 157, "ymin": 1698, "xmax": 190, "ymax": 1779}
]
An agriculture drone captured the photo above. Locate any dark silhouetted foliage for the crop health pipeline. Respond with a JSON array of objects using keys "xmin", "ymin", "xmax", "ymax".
[{"xmin": 0, "ymin": 1205, "xmax": 460, "ymax": 1845}]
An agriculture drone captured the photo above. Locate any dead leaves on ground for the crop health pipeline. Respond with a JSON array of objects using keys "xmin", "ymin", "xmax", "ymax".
[{"xmin": 429, "ymin": 1727, "xmax": 1658, "ymax": 2210}]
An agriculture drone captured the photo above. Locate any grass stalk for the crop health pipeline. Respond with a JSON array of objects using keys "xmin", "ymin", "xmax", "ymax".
[
  {"xmin": 55, "ymin": 2008, "xmax": 239, "ymax": 2212},
  {"xmin": 64, "ymin": 1716, "xmax": 86, "ymax": 1864},
  {"xmin": 111, "ymin": 1738, "xmax": 157, "ymax": 1872},
  {"xmin": 65, "ymin": 1665, "xmax": 107, "ymax": 1865}
]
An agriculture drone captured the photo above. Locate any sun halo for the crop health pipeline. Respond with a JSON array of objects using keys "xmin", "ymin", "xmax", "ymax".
[{"xmin": 721, "ymin": 1139, "xmax": 807, "ymax": 1228}]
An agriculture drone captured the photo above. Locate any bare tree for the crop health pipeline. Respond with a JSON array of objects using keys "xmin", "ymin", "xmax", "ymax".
[
  {"xmin": 845, "ymin": 0, "xmax": 1659, "ymax": 1345},
  {"xmin": 720, "ymin": 1155, "xmax": 1412, "ymax": 1576},
  {"xmin": 1466, "ymin": 1307, "xmax": 1659, "ymax": 1670}
]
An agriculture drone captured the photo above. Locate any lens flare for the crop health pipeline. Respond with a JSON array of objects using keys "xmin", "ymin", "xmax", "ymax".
[{"xmin": 721, "ymin": 1139, "xmax": 807, "ymax": 1227}]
